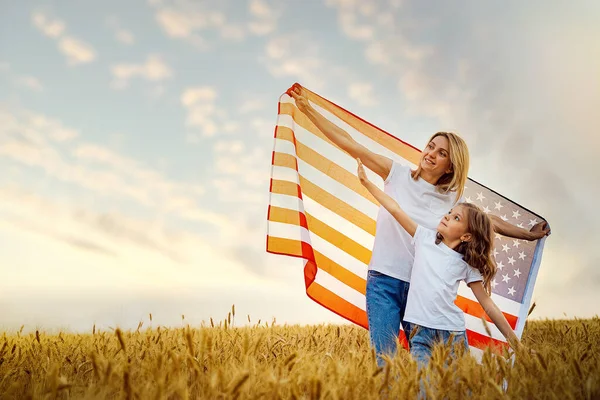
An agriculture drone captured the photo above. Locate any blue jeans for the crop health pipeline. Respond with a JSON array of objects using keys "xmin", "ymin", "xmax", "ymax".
[
  {"xmin": 408, "ymin": 324, "xmax": 469, "ymax": 369},
  {"xmin": 365, "ymin": 269, "xmax": 411, "ymax": 367}
]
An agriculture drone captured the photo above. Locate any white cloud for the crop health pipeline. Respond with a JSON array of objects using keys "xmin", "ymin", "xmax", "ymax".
[
  {"xmin": 220, "ymin": 25, "xmax": 246, "ymax": 41},
  {"xmin": 152, "ymin": 2, "xmax": 241, "ymax": 47},
  {"xmin": 58, "ymin": 36, "xmax": 97, "ymax": 66},
  {"xmin": 348, "ymin": 83, "xmax": 378, "ymax": 106},
  {"xmin": 240, "ymin": 98, "xmax": 267, "ymax": 114},
  {"xmin": 110, "ymin": 55, "xmax": 173, "ymax": 88},
  {"xmin": 248, "ymin": 0, "xmax": 280, "ymax": 36},
  {"xmin": 106, "ymin": 16, "xmax": 136, "ymax": 45},
  {"xmin": 16, "ymin": 75, "xmax": 44, "ymax": 91},
  {"xmin": 31, "ymin": 11, "xmax": 65, "ymax": 38},
  {"xmin": 263, "ymin": 34, "xmax": 326, "ymax": 89},
  {"xmin": 31, "ymin": 11, "xmax": 97, "ymax": 66},
  {"xmin": 0, "ymin": 107, "xmax": 227, "ymax": 231},
  {"xmin": 181, "ymin": 87, "xmax": 217, "ymax": 106},
  {"xmin": 116, "ymin": 29, "xmax": 135, "ymax": 45},
  {"xmin": 180, "ymin": 86, "xmax": 229, "ymax": 138}
]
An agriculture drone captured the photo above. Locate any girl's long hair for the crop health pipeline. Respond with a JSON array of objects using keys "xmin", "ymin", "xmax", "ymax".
[
  {"xmin": 411, "ymin": 132, "xmax": 469, "ymax": 204},
  {"xmin": 455, "ymin": 203, "xmax": 497, "ymax": 294}
]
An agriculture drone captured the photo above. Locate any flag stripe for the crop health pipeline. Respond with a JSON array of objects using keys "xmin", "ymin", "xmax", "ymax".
[
  {"xmin": 455, "ymin": 295, "xmax": 518, "ymax": 329},
  {"xmin": 271, "ymin": 169, "xmax": 376, "ymax": 235},
  {"xmin": 267, "ymin": 222, "xmax": 368, "ymax": 279},
  {"xmin": 458, "ymin": 282, "xmax": 521, "ymax": 316},
  {"xmin": 306, "ymin": 279, "xmax": 368, "ymax": 328},
  {"xmin": 268, "ymin": 207, "xmax": 372, "ymax": 265},
  {"xmin": 313, "ymin": 267, "xmax": 366, "ymax": 311},
  {"xmin": 275, "ymin": 129, "xmax": 379, "ymax": 205},
  {"xmin": 279, "ymin": 100, "xmax": 420, "ymax": 165}
]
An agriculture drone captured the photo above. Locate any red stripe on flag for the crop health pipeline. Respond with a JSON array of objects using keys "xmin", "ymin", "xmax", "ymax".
[
  {"xmin": 455, "ymin": 295, "xmax": 517, "ymax": 329},
  {"xmin": 466, "ymin": 329, "xmax": 509, "ymax": 352}
]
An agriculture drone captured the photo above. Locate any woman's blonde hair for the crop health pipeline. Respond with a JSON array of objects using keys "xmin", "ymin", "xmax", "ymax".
[
  {"xmin": 411, "ymin": 132, "xmax": 469, "ymax": 203},
  {"xmin": 455, "ymin": 203, "xmax": 497, "ymax": 294}
]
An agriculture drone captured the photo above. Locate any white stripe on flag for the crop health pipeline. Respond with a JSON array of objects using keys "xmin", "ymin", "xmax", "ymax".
[
  {"xmin": 268, "ymin": 193, "xmax": 375, "ymax": 251},
  {"xmin": 277, "ymin": 115, "xmax": 383, "ymax": 184},
  {"xmin": 267, "ymin": 221, "xmax": 369, "ymax": 280},
  {"xmin": 458, "ymin": 282, "xmax": 521, "ymax": 316},
  {"xmin": 271, "ymin": 165, "xmax": 300, "ymax": 185},
  {"xmin": 313, "ymin": 268, "xmax": 366, "ymax": 311},
  {"xmin": 297, "ymin": 158, "xmax": 379, "ymax": 218},
  {"xmin": 464, "ymin": 313, "xmax": 507, "ymax": 342}
]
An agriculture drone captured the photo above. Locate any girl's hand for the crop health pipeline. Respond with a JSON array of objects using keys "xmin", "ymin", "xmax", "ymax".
[
  {"xmin": 287, "ymin": 84, "xmax": 311, "ymax": 114},
  {"xmin": 529, "ymin": 221, "xmax": 551, "ymax": 239},
  {"xmin": 356, "ymin": 158, "xmax": 369, "ymax": 185}
]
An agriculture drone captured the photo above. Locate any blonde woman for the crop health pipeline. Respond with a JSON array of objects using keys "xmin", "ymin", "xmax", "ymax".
[{"xmin": 288, "ymin": 85, "xmax": 549, "ymax": 366}]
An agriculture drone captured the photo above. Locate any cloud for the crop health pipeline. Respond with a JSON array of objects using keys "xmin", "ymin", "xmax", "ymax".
[
  {"xmin": 1, "ymin": 65, "xmax": 44, "ymax": 92},
  {"xmin": 58, "ymin": 36, "xmax": 97, "ymax": 66},
  {"xmin": 31, "ymin": 10, "xmax": 97, "ymax": 66},
  {"xmin": 106, "ymin": 16, "xmax": 135, "ymax": 45},
  {"xmin": 263, "ymin": 34, "xmax": 326, "ymax": 89},
  {"xmin": 348, "ymin": 83, "xmax": 377, "ymax": 106},
  {"xmin": 181, "ymin": 86, "xmax": 230, "ymax": 139},
  {"xmin": 248, "ymin": 0, "xmax": 280, "ymax": 36},
  {"xmin": 151, "ymin": 1, "xmax": 247, "ymax": 46},
  {"xmin": 0, "ymin": 106, "xmax": 232, "ymax": 233},
  {"xmin": 16, "ymin": 75, "xmax": 44, "ymax": 91},
  {"xmin": 31, "ymin": 11, "xmax": 65, "ymax": 38},
  {"xmin": 110, "ymin": 55, "xmax": 173, "ymax": 88},
  {"xmin": 115, "ymin": 30, "xmax": 135, "ymax": 45}
]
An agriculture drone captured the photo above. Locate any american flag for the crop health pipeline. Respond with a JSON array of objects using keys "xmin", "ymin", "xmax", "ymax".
[{"xmin": 266, "ymin": 83, "xmax": 548, "ymax": 357}]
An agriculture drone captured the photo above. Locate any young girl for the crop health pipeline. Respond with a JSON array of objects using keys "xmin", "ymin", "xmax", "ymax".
[{"xmin": 356, "ymin": 158, "xmax": 522, "ymax": 367}]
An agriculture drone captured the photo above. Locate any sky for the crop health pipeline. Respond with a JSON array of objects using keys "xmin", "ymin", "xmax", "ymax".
[{"xmin": 0, "ymin": 0, "xmax": 599, "ymax": 333}]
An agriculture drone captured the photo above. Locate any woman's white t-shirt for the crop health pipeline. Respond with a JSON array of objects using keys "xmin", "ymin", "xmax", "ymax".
[
  {"xmin": 368, "ymin": 161, "xmax": 459, "ymax": 282},
  {"xmin": 404, "ymin": 226, "xmax": 483, "ymax": 331}
]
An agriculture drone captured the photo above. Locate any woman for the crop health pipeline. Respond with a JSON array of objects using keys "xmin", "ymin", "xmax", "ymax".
[{"xmin": 287, "ymin": 84, "xmax": 550, "ymax": 366}]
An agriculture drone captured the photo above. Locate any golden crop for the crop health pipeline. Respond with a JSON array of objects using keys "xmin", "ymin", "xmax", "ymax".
[{"xmin": 1, "ymin": 310, "xmax": 598, "ymax": 399}]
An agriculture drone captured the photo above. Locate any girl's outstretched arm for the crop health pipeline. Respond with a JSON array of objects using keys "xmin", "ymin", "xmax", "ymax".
[
  {"xmin": 469, "ymin": 281, "xmax": 522, "ymax": 349},
  {"xmin": 356, "ymin": 158, "xmax": 417, "ymax": 237}
]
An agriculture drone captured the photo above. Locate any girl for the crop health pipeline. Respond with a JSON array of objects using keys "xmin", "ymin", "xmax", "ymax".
[
  {"xmin": 356, "ymin": 157, "xmax": 521, "ymax": 367},
  {"xmin": 288, "ymin": 84, "xmax": 548, "ymax": 366}
]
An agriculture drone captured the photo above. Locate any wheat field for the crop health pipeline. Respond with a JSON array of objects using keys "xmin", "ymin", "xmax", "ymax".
[{"xmin": 1, "ymin": 308, "xmax": 598, "ymax": 399}]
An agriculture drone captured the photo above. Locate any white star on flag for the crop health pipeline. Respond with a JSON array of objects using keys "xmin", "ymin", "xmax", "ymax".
[
  {"xmin": 508, "ymin": 287, "xmax": 516, "ymax": 296},
  {"xmin": 529, "ymin": 218, "xmax": 538, "ymax": 227},
  {"xmin": 512, "ymin": 210, "xmax": 521, "ymax": 219},
  {"xmin": 477, "ymin": 192, "xmax": 486, "ymax": 202},
  {"xmin": 495, "ymin": 233, "xmax": 502, "ymax": 240},
  {"xmin": 465, "ymin": 197, "xmax": 473, "ymax": 203},
  {"xmin": 518, "ymin": 251, "xmax": 526, "ymax": 260},
  {"xmin": 514, "ymin": 269, "xmax": 522, "ymax": 278},
  {"xmin": 497, "ymin": 261, "xmax": 504, "ymax": 270},
  {"xmin": 513, "ymin": 239, "xmax": 520, "ymax": 248},
  {"xmin": 483, "ymin": 206, "xmax": 491, "ymax": 213},
  {"xmin": 493, "ymin": 248, "xmax": 499, "ymax": 257},
  {"xmin": 517, "ymin": 223, "xmax": 524, "ymax": 228},
  {"xmin": 502, "ymin": 273, "xmax": 511, "ymax": 283},
  {"xmin": 508, "ymin": 256, "xmax": 516, "ymax": 265},
  {"xmin": 501, "ymin": 215, "xmax": 508, "ymax": 221},
  {"xmin": 491, "ymin": 279, "xmax": 498, "ymax": 289},
  {"xmin": 502, "ymin": 244, "xmax": 510, "ymax": 253},
  {"xmin": 494, "ymin": 201, "xmax": 504, "ymax": 210}
]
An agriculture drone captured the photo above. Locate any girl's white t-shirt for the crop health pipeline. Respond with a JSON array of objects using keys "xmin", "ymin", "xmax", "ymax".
[
  {"xmin": 404, "ymin": 225, "xmax": 483, "ymax": 331},
  {"xmin": 368, "ymin": 161, "xmax": 459, "ymax": 282}
]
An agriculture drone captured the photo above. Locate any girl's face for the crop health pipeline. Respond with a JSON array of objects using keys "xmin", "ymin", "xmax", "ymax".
[
  {"xmin": 437, "ymin": 205, "xmax": 472, "ymax": 243},
  {"xmin": 420, "ymin": 135, "xmax": 453, "ymax": 177}
]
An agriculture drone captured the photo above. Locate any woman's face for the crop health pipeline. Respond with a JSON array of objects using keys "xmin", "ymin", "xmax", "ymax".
[{"xmin": 420, "ymin": 135, "xmax": 453, "ymax": 177}]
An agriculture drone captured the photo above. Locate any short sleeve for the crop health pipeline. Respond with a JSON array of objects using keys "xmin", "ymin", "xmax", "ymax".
[
  {"xmin": 384, "ymin": 160, "xmax": 409, "ymax": 186},
  {"xmin": 411, "ymin": 225, "xmax": 433, "ymax": 246},
  {"xmin": 465, "ymin": 265, "xmax": 483, "ymax": 284}
]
